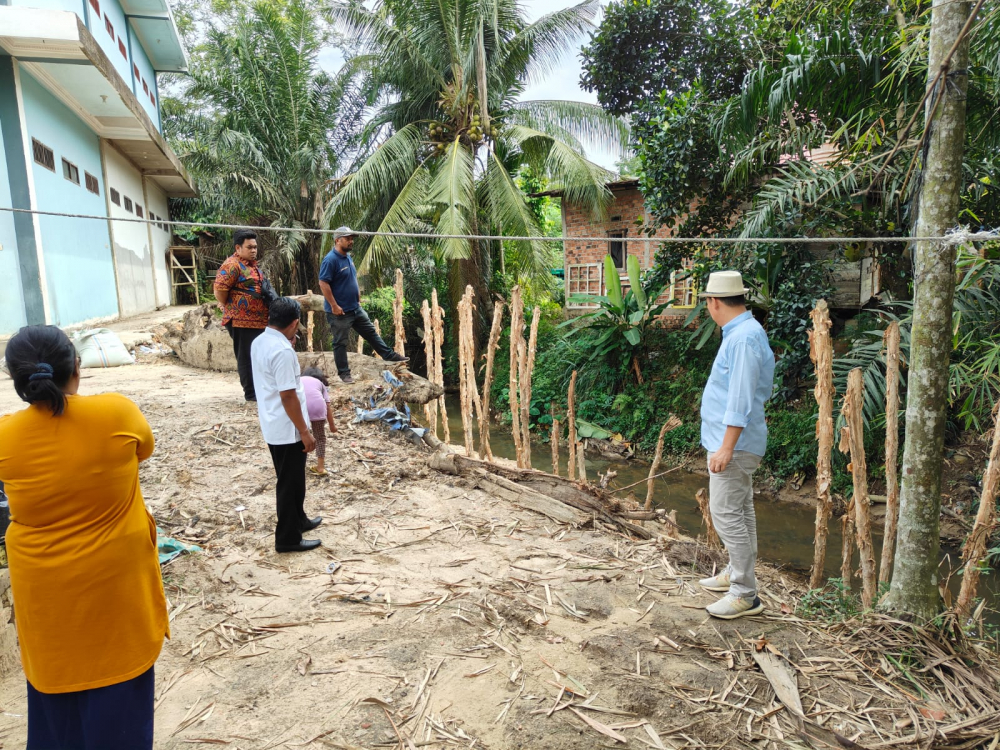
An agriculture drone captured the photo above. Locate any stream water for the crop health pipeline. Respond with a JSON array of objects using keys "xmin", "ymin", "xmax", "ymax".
[{"xmin": 426, "ymin": 395, "xmax": 999, "ymax": 623}]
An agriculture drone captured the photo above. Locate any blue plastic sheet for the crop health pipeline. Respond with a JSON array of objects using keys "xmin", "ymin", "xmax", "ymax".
[
  {"xmin": 352, "ymin": 371, "xmax": 427, "ymax": 439},
  {"xmin": 157, "ymin": 527, "xmax": 201, "ymax": 565}
]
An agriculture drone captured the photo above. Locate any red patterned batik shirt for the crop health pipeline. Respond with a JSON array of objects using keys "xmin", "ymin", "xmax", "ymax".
[{"xmin": 214, "ymin": 255, "xmax": 269, "ymax": 329}]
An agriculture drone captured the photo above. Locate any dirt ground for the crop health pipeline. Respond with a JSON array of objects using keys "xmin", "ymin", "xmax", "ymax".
[{"xmin": 1, "ymin": 318, "xmax": 999, "ymax": 749}]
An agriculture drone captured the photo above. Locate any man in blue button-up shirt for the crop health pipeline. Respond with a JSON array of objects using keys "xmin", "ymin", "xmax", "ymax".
[{"xmin": 696, "ymin": 271, "xmax": 775, "ymax": 620}]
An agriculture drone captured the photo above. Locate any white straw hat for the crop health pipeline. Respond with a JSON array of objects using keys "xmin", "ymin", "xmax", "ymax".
[{"xmin": 699, "ymin": 270, "xmax": 750, "ymax": 298}]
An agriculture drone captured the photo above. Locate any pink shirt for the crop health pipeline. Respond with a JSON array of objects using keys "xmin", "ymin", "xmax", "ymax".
[{"xmin": 301, "ymin": 376, "xmax": 330, "ymax": 422}]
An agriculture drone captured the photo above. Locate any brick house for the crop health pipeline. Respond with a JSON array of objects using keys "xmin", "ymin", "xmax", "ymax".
[
  {"xmin": 539, "ymin": 179, "xmax": 698, "ymax": 325},
  {"xmin": 540, "ymin": 176, "xmax": 878, "ymax": 319}
]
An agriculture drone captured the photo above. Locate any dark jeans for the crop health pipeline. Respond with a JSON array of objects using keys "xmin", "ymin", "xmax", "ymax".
[
  {"xmin": 27, "ymin": 667, "xmax": 154, "ymax": 750},
  {"xmin": 225, "ymin": 322, "xmax": 265, "ymax": 400},
  {"xmin": 268, "ymin": 441, "xmax": 309, "ymax": 547},
  {"xmin": 327, "ymin": 307, "xmax": 395, "ymax": 377}
]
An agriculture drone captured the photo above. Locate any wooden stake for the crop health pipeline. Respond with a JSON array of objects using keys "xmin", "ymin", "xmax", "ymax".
[
  {"xmin": 357, "ymin": 330, "xmax": 365, "ymax": 354},
  {"xmin": 509, "ymin": 287, "xmax": 524, "ymax": 467},
  {"xmin": 550, "ymin": 403, "xmax": 560, "ymax": 477},
  {"xmin": 393, "ymin": 268, "xmax": 406, "ymax": 357},
  {"xmin": 305, "ymin": 289, "xmax": 315, "ymax": 352},
  {"xmin": 841, "ymin": 373, "xmax": 877, "ymax": 610},
  {"xmin": 645, "ymin": 420, "xmax": 672, "ymax": 510},
  {"xmin": 577, "ymin": 442, "xmax": 587, "ymax": 482},
  {"xmin": 421, "ymin": 299, "xmax": 437, "ymax": 437},
  {"xmin": 809, "ymin": 299, "xmax": 835, "ymax": 590},
  {"xmin": 373, "ymin": 319, "xmax": 382, "ymax": 359},
  {"xmin": 879, "ymin": 321, "xmax": 902, "ymax": 586},
  {"xmin": 457, "ymin": 286, "xmax": 476, "ymax": 457},
  {"xmin": 841, "ymin": 499, "xmax": 855, "ymax": 591},
  {"xmin": 431, "ymin": 289, "xmax": 449, "ymax": 445},
  {"xmin": 695, "ymin": 487, "xmax": 720, "ymax": 549},
  {"xmin": 956, "ymin": 399, "xmax": 1000, "ymax": 619},
  {"xmin": 519, "ymin": 306, "xmax": 540, "ymax": 469},
  {"xmin": 567, "ymin": 370, "xmax": 578, "ymax": 481},
  {"xmin": 479, "ymin": 300, "xmax": 505, "ymax": 462}
]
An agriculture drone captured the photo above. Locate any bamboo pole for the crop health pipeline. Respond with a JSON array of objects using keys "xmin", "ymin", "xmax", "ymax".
[
  {"xmin": 305, "ymin": 289, "xmax": 315, "ymax": 352},
  {"xmin": 420, "ymin": 299, "xmax": 437, "ymax": 437},
  {"xmin": 695, "ymin": 488, "xmax": 720, "ymax": 548},
  {"xmin": 519, "ymin": 306, "xmax": 540, "ymax": 469},
  {"xmin": 841, "ymin": 499, "xmax": 855, "ymax": 591},
  {"xmin": 509, "ymin": 287, "xmax": 524, "ymax": 467},
  {"xmin": 393, "ymin": 268, "xmax": 406, "ymax": 357},
  {"xmin": 479, "ymin": 301, "xmax": 504, "ymax": 462},
  {"xmin": 431, "ymin": 289, "xmax": 449, "ymax": 445},
  {"xmin": 879, "ymin": 321, "xmax": 902, "ymax": 586},
  {"xmin": 567, "ymin": 370, "xmax": 578, "ymax": 481},
  {"xmin": 457, "ymin": 287, "xmax": 476, "ymax": 457},
  {"xmin": 842, "ymin": 370, "xmax": 877, "ymax": 609},
  {"xmin": 645, "ymin": 421, "xmax": 672, "ymax": 510},
  {"xmin": 809, "ymin": 300, "xmax": 835, "ymax": 590},
  {"xmin": 956, "ymin": 400, "xmax": 1000, "ymax": 619}
]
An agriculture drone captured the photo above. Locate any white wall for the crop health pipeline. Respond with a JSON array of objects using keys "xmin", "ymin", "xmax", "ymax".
[
  {"xmin": 102, "ymin": 141, "xmax": 156, "ymax": 316},
  {"xmin": 143, "ymin": 178, "xmax": 171, "ymax": 307}
]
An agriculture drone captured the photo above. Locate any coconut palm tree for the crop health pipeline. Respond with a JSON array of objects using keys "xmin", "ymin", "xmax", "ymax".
[
  {"xmin": 324, "ymin": 0, "xmax": 629, "ymax": 312},
  {"xmin": 166, "ymin": 0, "xmax": 365, "ymax": 293}
]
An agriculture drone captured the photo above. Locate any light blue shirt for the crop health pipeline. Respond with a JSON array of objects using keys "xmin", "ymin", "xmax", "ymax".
[{"xmin": 700, "ymin": 311, "xmax": 775, "ymax": 456}]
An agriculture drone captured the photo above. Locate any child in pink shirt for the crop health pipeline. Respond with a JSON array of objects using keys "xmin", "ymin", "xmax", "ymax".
[{"xmin": 301, "ymin": 367, "xmax": 338, "ymax": 476}]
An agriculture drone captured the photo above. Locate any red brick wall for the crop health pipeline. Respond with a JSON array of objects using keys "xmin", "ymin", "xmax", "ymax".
[{"xmin": 562, "ymin": 187, "xmax": 695, "ymax": 322}]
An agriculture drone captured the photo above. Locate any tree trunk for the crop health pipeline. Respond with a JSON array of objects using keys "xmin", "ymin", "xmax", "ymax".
[{"xmin": 884, "ymin": 0, "xmax": 972, "ymax": 620}]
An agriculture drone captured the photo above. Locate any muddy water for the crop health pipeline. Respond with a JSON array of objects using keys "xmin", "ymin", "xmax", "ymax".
[{"xmin": 430, "ymin": 396, "xmax": 999, "ymax": 620}]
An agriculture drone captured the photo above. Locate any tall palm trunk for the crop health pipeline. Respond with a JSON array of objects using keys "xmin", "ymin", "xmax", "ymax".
[{"xmin": 883, "ymin": 0, "xmax": 972, "ymax": 621}]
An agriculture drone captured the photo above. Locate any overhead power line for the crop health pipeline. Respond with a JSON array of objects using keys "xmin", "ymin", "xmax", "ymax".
[{"xmin": 0, "ymin": 205, "xmax": 997, "ymax": 246}]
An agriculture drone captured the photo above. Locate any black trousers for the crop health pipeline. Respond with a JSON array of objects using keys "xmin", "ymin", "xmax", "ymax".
[
  {"xmin": 268, "ymin": 441, "xmax": 309, "ymax": 547},
  {"xmin": 225, "ymin": 322, "xmax": 264, "ymax": 400},
  {"xmin": 327, "ymin": 308, "xmax": 395, "ymax": 377}
]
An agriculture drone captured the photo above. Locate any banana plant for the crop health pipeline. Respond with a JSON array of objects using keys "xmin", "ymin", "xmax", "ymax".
[{"xmin": 563, "ymin": 255, "xmax": 669, "ymax": 383}]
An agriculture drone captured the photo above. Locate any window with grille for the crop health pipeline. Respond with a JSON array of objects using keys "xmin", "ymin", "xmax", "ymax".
[
  {"xmin": 105, "ymin": 16, "xmax": 114, "ymax": 39},
  {"xmin": 61, "ymin": 158, "xmax": 80, "ymax": 185},
  {"xmin": 118, "ymin": 39, "xmax": 127, "ymax": 59},
  {"xmin": 85, "ymin": 172, "xmax": 100, "ymax": 195},
  {"xmin": 135, "ymin": 204, "xmax": 144, "ymax": 218},
  {"xmin": 110, "ymin": 188, "xmax": 121, "ymax": 205},
  {"xmin": 31, "ymin": 139, "xmax": 55, "ymax": 171},
  {"xmin": 123, "ymin": 196, "xmax": 133, "ymax": 213},
  {"xmin": 608, "ymin": 230, "xmax": 627, "ymax": 269},
  {"xmin": 89, "ymin": 0, "xmax": 100, "ymax": 12},
  {"xmin": 566, "ymin": 263, "xmax": 603, "ymax": 308}
]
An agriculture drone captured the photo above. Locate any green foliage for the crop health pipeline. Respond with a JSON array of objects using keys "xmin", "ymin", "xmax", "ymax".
[
  {"xmin": 562, "ymin": 255, "xmax": 669, "ymax": 384},
  {"xmin": 164, "ymin": 0, "xmax": 363, "ymax": 293},
  {"xmin": 796, "ymin": 579, "xmax": 860, "ymax": 623},
  {"xmin": 324, "ymin": 0, "xmax": 629, "ymax": 311},
  {"xmin": 762, "ymin": 407, "xmax": 819, "ymax": 484},
  {"xmin": 579, "ymin": 0, "xmax": 753, "ymax": 117}
]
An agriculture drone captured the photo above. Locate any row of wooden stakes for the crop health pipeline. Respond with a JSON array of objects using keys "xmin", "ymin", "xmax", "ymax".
[{"xmin": 809, "ymin": 299, "xmax": 1000, "ymax": 621}]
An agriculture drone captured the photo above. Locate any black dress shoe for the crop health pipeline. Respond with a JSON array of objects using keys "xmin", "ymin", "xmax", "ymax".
[
  {"xmin": 385, "ymin": 354, "xmax": 410, "ymax": 364},
  {"xmin": 275, "ymin": 539, "xmax": 322, "ymax": 553},
  {"xmin": 301, "ymin": 517, "xmax": 322, "ymax": 532}
]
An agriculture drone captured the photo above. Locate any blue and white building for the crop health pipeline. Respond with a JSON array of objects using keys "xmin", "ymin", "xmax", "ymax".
[{"xmin": 0, "ymin": 0, "xmax": 195, "ymax": 335}]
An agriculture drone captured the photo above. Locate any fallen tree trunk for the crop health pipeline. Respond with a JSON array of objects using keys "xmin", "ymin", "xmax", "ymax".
[{"xmin": 422, "ymin": 430, "xmax": 657, "ymax": 540}]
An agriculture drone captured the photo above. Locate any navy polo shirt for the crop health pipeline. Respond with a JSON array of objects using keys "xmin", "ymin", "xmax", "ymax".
[{"xmin": 318, "ymin": 248, "xmax": 361, "ymax": 313}]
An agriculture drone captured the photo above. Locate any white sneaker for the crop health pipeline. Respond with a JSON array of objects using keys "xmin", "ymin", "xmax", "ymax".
[
  {"xmin": 699, "ymin": 570, "xmax": 731, "ymax": 592},
  {"xmin": 706, "ymin": 594, "xmax": 765, "ymax": 620}
]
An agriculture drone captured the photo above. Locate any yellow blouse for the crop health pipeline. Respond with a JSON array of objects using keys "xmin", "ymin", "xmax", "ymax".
[{"xmin": 0, "ymin": 393, "xmax": 168, "ymax": 693}]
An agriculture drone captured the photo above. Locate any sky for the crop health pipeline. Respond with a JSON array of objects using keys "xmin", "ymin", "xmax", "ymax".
[{"xmin": 316, "ymin": 0, "xmax": 621, "ymax": 171}]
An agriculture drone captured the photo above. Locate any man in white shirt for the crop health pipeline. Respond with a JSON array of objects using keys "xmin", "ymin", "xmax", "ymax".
[{"xmin": 250, "ymin": 297, "xmax": 323, "ymax": 553}]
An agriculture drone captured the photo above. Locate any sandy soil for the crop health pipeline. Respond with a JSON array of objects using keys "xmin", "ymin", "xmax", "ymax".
[{"xmin": 1, "ymin": 322, "xmax": 998, "ymax": 749}]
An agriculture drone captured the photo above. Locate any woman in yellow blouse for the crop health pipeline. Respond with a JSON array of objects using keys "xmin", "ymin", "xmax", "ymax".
[{"xmin": 0, "ymin": 325, "xmax": 168, "ymax": 749}]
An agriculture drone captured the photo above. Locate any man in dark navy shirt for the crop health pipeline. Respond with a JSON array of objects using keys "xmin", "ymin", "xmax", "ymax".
[{"xmin": 318, "ymin": 227, "xmax": 408, "ymax": 383}]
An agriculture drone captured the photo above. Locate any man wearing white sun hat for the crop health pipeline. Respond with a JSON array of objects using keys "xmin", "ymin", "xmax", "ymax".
[{"xmin": 696, "ymin": 270, "xmax": 775, "ymax": 620}]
